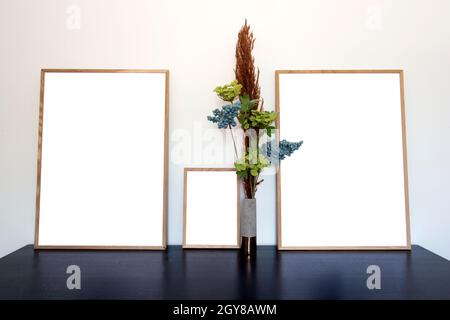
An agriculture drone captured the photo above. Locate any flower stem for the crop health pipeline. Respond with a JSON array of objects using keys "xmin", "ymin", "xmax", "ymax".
[{"xmin": 229, "ymin": 124, "xmax": 239, "ymax": 160}]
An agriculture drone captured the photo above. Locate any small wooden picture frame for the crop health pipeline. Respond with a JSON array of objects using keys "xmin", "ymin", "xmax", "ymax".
[{"xmin": 183, "ymin": 168, "xmax": 241, "ymax": 249}]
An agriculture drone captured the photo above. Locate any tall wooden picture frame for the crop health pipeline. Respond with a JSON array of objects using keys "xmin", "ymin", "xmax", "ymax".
[
  {"xmin": 276, "ymin": 70, "xmax": 411, "ymax": 250},
  {"xmin": 34, "ymin": 69, "xmax": 169, "ymax": 250}
]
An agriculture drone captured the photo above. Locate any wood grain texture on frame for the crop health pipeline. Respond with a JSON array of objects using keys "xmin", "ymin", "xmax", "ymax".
[
  {"xmin": 34, "ymin": 69, "xmax": 169, "ymax": 250},
  {"xmin": 275, "ymin": 69, "xmax": 411, "ymax": 251},
  {"xmin": 183, "ymin": 168, "xmax": 241, "ymax": 249}
]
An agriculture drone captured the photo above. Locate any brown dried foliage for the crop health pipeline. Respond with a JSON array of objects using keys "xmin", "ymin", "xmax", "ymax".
[
  {"xmin": 235, "ymin": 20, "xmax": 262, "ymax": 198},
  {"xmin": 235, "ymin": 19, "xmax": 260, "ymax": 101}
]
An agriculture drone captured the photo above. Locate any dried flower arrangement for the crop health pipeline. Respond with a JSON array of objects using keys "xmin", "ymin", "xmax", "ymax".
[{"xmin": 208, "ymin": 20, "xmax": 302, "ymax": 199}]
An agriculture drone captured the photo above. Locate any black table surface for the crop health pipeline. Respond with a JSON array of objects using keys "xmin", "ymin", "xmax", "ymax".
[{"xmin": 0, "ymin": 245, "xmax": 449, "ymax": 299}]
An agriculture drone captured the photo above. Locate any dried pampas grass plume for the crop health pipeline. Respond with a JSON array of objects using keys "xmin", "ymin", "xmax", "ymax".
[{"xmin": 235, "ymin": 19, "xmax": 260, "ymax": 101}]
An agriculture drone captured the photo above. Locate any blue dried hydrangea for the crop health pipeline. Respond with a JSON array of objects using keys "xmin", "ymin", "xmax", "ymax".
[
  {"xmin": 262, "ymin": 139, "xmax": 303, "ymax": 162},
  {"xmin": 279, "ymin": 140, "xmax": 303, "ymax": 160},
  {"xmin": 207, "ymin": 102, "xmax": 241, "ymax": 129}
]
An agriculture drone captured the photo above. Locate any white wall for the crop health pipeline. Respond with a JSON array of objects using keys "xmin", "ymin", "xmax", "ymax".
[{"xmin": 1, "ymin": 0, "xmax": 449, "ymax": 259}]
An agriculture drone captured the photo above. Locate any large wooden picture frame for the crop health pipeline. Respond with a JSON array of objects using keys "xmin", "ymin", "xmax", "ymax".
[
  {"xmin": 276, "ymin": 70, "xmax": 411, "ymax": 250},
  {"xmin": 34, "ymin": 69, "xmax": 169, "ymax": 250},
  {"xmin": 183, "ymin": 168, "xmax": 241, "ymax": 249}
]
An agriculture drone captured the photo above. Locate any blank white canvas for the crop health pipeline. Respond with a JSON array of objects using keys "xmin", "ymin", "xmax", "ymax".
[
  {"xmin": 37, "ymin": 71, "xmax": 167, "ymax": 247},
  {"xmin": 184, "ymin": 170, "xmax": 239, "ymax": 247},
  {"xmin": 278, "ymin": 72, "xmax": 409, "ymax": 248}
]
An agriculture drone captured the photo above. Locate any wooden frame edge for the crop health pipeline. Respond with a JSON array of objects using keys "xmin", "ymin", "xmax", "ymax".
[
  {"xmin": 34, "ymin": 245, "xmax": 166, "ymax": 250},
  {"xmin": 399, "ymin": 70, "xmax": 412, "ymax": 249},
  {"xmin": 182, "ymin": 167, "xmax": 241, "ymax": 249},
  {"xmin": 275, "ymin": 71, "xmax": 282, "ymax": 250},
  {"xmin": 275, "ymin": 69, "xmax": 411, "ymax": 251},
  {"xmin": 34, "ymin": 69, "xmax": 169, "ymax": 251},
  {"xmin": 276, "ymin": 69, "xmax": 404, "ymax": 74},
  {"xmin": 162, "ymin": 70, "xmax": 169, "ymax": 249},
  {"xmin": 277, "ymin": 245, "xmax": 411, "ymax": 251},
  {"xmin": 183, "ymin": 245, "xmax": 241, "ymax": 249},
  {"xmin": 34, "ymin": 70, "xmax": 45, "ymax": 248},
  {"xmin": 41, "ymin": 69, "xmax": 169, "ymax": 73}
]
